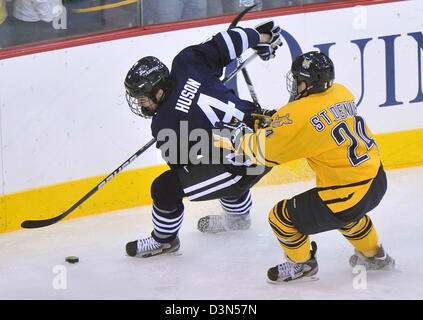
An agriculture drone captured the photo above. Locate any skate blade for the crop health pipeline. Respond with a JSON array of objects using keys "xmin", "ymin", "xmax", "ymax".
[
  {"xmin": 266, "ymin": 275, "xmax": 319, "ymax": 285},
  {"xmin": 198, "ymin": 226, "xmax": 250, "ymax": 234},
  {"xmin": 198, "ymin": 228, "xmax": 225, "ymax": 234},
  {"xmin": 140, "ymin": 249, "xmax": 182, "ymax": 259},
  {"xmin": 351, "ymin": 260, "xmax": 395, "ymax": 271}
]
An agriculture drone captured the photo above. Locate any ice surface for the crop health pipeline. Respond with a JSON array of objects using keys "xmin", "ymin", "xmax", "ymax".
[{"xmin": 1, "ymin": 166, "xmax": 422, "ymax": 300}]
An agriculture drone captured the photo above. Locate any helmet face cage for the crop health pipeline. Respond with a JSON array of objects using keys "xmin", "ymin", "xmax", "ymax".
[
  {"xmin": 125, "ymin": 93, "xmax": 156, "ymax": 119},
  {"xmin": 285, "ymin": 70, "xmax": 298, "ymax": 98},
  {"xmin": 124, "ymin": 56, "xmax": 170, "ymax": 118}
]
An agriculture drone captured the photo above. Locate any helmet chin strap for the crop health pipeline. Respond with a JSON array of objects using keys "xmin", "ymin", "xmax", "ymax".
[
  {"xmin": 294, "ymin": 88, "xmax": 308, "ymax": 100},
  {"xmin": 151, "ymin": 88, "xmax": 166, "ymax": 105},
  {"xmin": 294, "ymin": 83, "xmax": 313, "ymax": 100},
  {"xmin": 141, "ymin": 90, "xmax": 166, "ymax": 117}
]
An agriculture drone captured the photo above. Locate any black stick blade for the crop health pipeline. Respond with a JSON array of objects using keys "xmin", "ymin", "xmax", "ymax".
[
  {"xmin": 20, "ymin": 139, "xmax": 156, "ymax": 230},
  {"xmin": 20, "ymin": 138, "xmax": 157, "ymax": 230},
  {"xmin": 21, "ymin": 213, "xmax": 66, "ymax": 229}
]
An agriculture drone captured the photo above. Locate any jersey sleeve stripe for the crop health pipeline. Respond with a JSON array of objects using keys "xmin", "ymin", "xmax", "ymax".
[
  {"xmin": 231, "ymin": 27, "xmax": 249, "ymax": 53},
  {"xmin": 220, "ymin": 31, "xmax": 237, "ymax": 60}
]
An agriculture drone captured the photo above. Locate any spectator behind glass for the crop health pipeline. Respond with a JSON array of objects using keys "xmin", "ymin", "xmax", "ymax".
[
  {"xmin": 262, "ymin": 0, "xmax": 295, "ymax": 9},
  {"xmin": 206, "ymin": 0, "xmax": 300, "ymax": 16},
  {"xmin": 0, "ymin": 0, "xmax": 10, "ymax": 48},
  {"xmin": 0, "ymin": 0, "xmax": 7, "ymax": 25},
  {"xmin": 262, "ymin": 0, "xmax": 328, "ymax": 8},
  {"xmin": 143, "ymin": 0, "xmax": 207, "ymax": 25},
  {"xmin": 207, "ymin": 0, "xmax": 242, "ymax": 16},
  {"xmin": 0, "ymin": 0, "xmax": 63, "ymax": 47},
  {"xmin": 13, "ymin": 0, "xmax": 62, "ymax": 22}
]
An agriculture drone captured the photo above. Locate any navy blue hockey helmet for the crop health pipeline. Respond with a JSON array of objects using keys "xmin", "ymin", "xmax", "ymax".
[
  {"xmin": 124, "ymin": 56, "xmax": 172, "ymax": 118},
  {"xmin": 286, "ymin": 51, "xmax": 334, "ymax": 100}
]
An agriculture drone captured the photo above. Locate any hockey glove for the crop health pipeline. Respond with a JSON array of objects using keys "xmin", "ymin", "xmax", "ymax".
[
  {"xmin": 253, "ymin": 21, "xmax": 283, "ymax": 61},
  {"xmin": 213, "ymin": 120, "xmax": 253, "ymax": 152},
  {"xmin": 244, "ymin": 108, "xmax": 277, "ymax": 131}
]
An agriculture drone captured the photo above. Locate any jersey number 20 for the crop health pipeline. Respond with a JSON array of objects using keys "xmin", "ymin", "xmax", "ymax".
[{"xmin": 331, "ymin": 116, "xmax": 376, "ymax": 167}]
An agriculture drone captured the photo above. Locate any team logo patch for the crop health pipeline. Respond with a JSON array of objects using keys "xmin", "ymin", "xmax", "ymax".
[
  {"xmin": 272, "ymin": 113, "xmax": 293, "ymax": 128},
  {"xmin": 265, "ymin": 128, "xmax": 274, "ymax": 138},
  {"xmin": 302, "ymin": 57, "xmax": 312, "ymax": 69}
]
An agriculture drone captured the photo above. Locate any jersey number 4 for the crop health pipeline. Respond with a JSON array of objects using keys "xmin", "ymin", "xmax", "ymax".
[
  {"xmin": 197, "ymin": 93, "xmax": 245, "ymax": 126},
  {"xmin": 331, "ymin": 116, "xmax": 376, "ymax": 167}
]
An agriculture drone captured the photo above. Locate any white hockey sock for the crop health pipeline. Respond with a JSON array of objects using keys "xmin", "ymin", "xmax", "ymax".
[
  {"xmin": 152, "ymin": 202, "xmax": 184, "ymax": 241},
  {"xmin": 220, "ymin": 190, "xmax": 252, "ymax": 215}
]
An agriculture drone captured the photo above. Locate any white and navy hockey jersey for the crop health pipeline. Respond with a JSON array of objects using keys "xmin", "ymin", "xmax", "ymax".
[{"xmin": 151, "ymin": 27, "xmax": 261, "ymax": 171}]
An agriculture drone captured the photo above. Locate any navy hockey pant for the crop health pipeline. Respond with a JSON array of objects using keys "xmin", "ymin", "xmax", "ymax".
[{"xmin": 150, "ymin": 164, "xmax": 271, "ymax": 242}]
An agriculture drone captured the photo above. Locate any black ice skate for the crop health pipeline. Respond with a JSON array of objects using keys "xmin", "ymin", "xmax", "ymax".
[
  {"xmin": 349, "ymin": 244, "xmax": 395, "ymax": 270},
  {"xmin": 126, "ymin": 236, "xmax": 180, "ymax": 258},
  {"xmin": 197, "ymin": 212, "xmax": 251, "ymax": 233},
  {"xmin": 267, "ymin": 241, "xmax": 319, "ymax": 284}
]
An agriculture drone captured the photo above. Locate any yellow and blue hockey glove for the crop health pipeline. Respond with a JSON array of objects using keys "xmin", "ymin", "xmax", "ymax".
[{"xmin": 244, "ymin": 108, "xmax": 277, "ymax": 131}]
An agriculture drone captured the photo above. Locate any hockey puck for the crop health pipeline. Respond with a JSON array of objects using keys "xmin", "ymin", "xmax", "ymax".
[{"xmin": 65, "ymin": 256, "xmax": 79, "ymax": 264}]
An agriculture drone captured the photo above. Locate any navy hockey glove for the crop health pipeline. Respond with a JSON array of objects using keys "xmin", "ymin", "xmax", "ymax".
[
  {"xmin": 253, "ymin": 21, "xmax": 283, "ymax": 61},
  {"xmin": 229, "ymin": 121, "xmax": 253, "ymax": 151},
  {"xmin": 213, "ymin": 119, "xmax": 253, "ymax": 152},
  {"xmin": 244, "ymin": 108, "xmax": 277, "ymax": 131}
]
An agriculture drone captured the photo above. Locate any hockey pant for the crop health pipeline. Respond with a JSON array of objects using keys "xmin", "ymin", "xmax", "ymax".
[
  {"xmin": 150, "ymin": 164, "xmax": 272, "ymax": 243},
  {"xmin": 268, "ymin": 164, "xmax": 387, "ymax": 262}
]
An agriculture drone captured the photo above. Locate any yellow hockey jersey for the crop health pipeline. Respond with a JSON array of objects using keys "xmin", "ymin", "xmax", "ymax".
[{"xmin": 238, "ymin": 83, "xmax": 381, "ymax": 212}]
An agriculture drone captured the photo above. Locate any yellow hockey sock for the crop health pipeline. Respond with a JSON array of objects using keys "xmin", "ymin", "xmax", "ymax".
[
  {"xmin": 338, "ymin": 215, "xmax": 380, "ymax": 257},
  {"xmin": 268, "ymin": 200, "xmax": 311, "ymax": 263}
]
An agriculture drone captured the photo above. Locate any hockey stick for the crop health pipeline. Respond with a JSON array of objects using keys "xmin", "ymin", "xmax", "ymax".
[
  {"xmin": 228, "ymin": 3, "xmax": 256, "ymax": 30},
  {"xmin": 228, "ymin": 3, "xmax": 262, "ymax": 109},
  {"xmin": 222, "ymin": 52, "xmax": 258, "ymax": 84},
  {"xmin": 21, "ymin": 138, "xmax": 156, "ymax": 229},
  {"xmin": 224, "ymin": 5, "xmax": 261, "ymax": 85},
  {"xmin": 20, "ymin": 52, "xmax": 254, "ymax": 229},
  {"xmin": 238, "ymin": 55, "xmax": 261, "ymax": 109},
  {"xmin": 21, "ymin": 8, "xmax": 258, "ymax": 229}
]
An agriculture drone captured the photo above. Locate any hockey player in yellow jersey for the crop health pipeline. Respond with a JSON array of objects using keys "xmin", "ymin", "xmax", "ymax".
[{"xmin": 220, "ymin": 51, "xmax": 395, "ymax": 283}]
